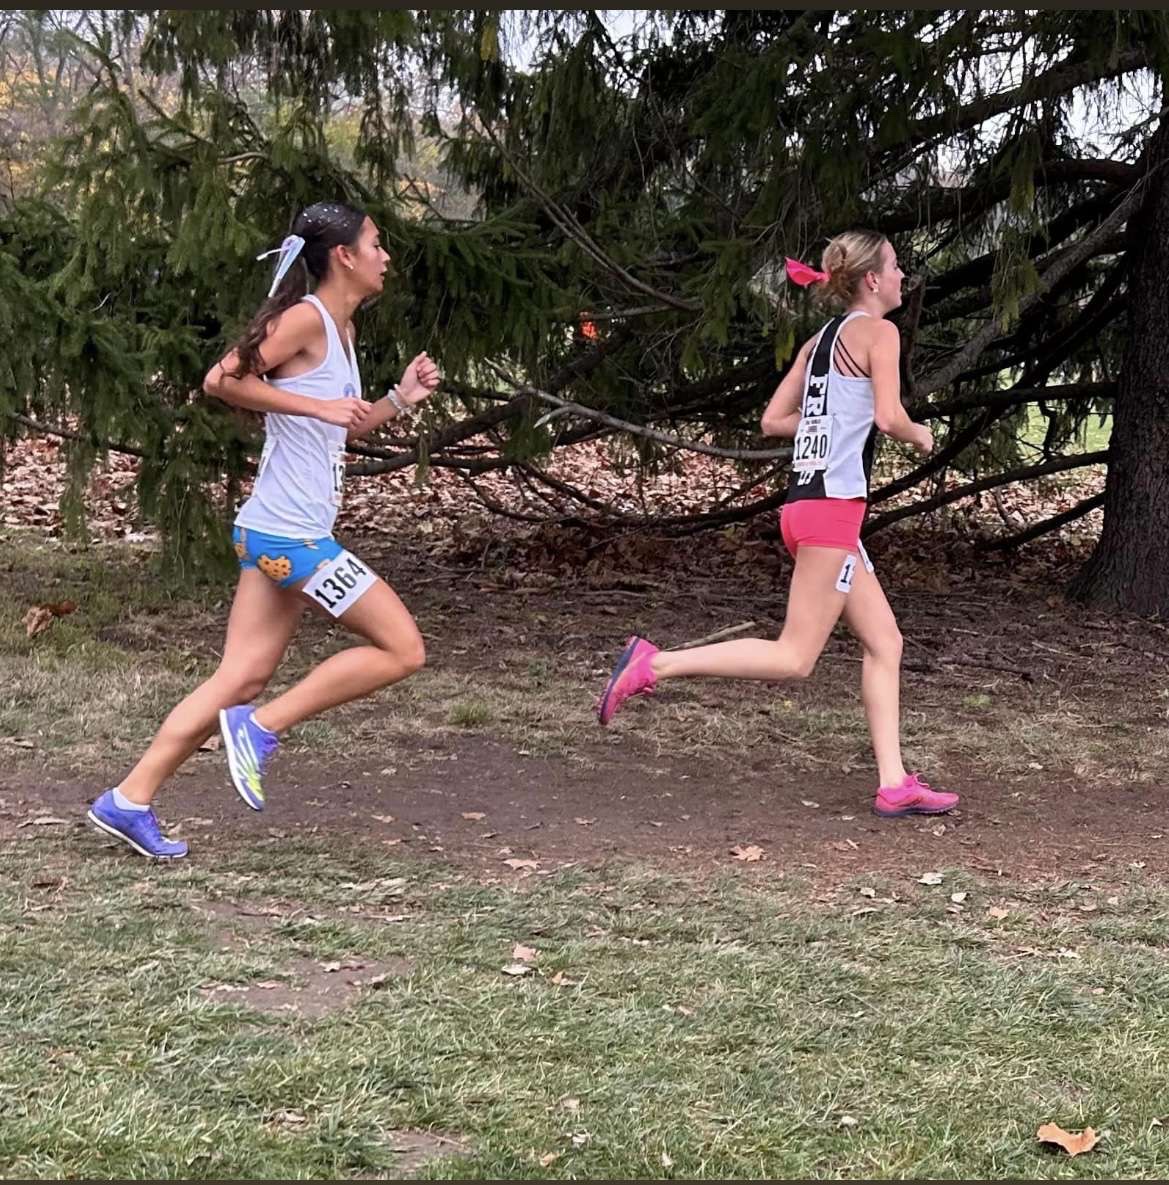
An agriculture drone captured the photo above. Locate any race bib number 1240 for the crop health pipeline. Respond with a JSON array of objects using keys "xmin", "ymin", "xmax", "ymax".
[{"xmin": 792, "ymin": 414, "xmax": 834, "ymax": 472}]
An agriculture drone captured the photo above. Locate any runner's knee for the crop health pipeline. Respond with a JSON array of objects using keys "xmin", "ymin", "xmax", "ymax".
[
  {"xmin": 790, "ymin": 652, "xmax": 818, "ymax": 679},
  {"xmin": 216, "ymin": 669, "xmax": 270, "ymax": 704},
  {"xmin": 370, "ymin": 632, "xmax": 425, "ymax": 679},
  {"xmin": 399, "ymin": 635, "xmax": 426, "ymax": 677},
  {"xmin": 865, "ymin": 625, "xmax": 903, "ymax": 665}
]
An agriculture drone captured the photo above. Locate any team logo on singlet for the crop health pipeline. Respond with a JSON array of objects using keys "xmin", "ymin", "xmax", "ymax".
[{"xmin": 343, "ymin": 383, "xmax": 356, "ymax": 397}]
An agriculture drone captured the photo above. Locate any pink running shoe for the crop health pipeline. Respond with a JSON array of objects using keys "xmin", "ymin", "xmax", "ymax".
[
  {"xmin": 597, "ymin": 635, "xmax": 660, "ymax": 725},
  {"xmin": 874, "ymin": 773, "xmax": 959, "ymax": 818}
]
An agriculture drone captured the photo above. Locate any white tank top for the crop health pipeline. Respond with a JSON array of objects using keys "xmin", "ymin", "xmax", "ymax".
[
  {"xmin": 235, "ymin": 294, "xmax": 362, "ymax": 538},
  {"xmin": 785, "ymin": 311, "xmax": 877, "ymax": 504}
]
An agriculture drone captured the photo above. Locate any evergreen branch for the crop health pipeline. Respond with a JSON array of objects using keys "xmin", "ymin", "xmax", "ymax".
[
  {"xmin": 918, "ymin": 189, "xmax": 1120, "ymax": 313},
  {"xmin": 4, "ymin": 412, "xmax": 147, "ymax": 459},
  {"xmin": 882, "ymin": 157, "xmax": 1140, "ymax": 233},
  {"xmin": 917, "ymin": 172, "xmax": 1152, "ymax": 395},
  {"xmin": 487, "ymin": 365, "xmax": 792, "ymax": 462},
  {"xmin": 479, "ymin": 120, "xmax": 702, "ymax": 313},
  {"xmin": 877, "ymin": 47, "xmax": 1149, "ymax": 180},
  {"xmin": 912, "ymin": 381, "xmax": 1115, "ymax": 421},
  {"xmin": 870, "ymin": 403, "xmax": 1012, "ymax": 507},
  {"xmin": 864, "ymin": 449, "xmax": 1109, "ymax": 536},
  {"xmin": 975, "ymin": 490, "xmax": 1105, "ymax": 552},
  {"xmin": 519, "ymin": 461, "xmax": 791, "ymax": 534}
]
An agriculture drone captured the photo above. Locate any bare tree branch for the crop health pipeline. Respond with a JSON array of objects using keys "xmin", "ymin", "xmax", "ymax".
[
  {"xmin": 864, "ymin": 449, "xmax": 1109, "ymax": 536},
  {"xmin": 976, "ymin": 490, "xmax": 1105, "ymax": 552}
]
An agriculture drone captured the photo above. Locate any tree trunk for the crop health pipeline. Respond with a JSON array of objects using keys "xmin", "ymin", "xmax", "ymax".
[{"xmin": 1069, "ymin": 112, "xmax": 1169, "ymax": 615}]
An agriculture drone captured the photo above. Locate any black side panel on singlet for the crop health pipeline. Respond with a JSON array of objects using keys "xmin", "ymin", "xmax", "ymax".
[{"xmin": 785, "ymin": 316, "xmax": 846, "ymax": 505}]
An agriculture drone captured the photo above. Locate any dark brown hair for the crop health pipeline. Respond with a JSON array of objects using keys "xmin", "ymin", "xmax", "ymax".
[{"xmin": 230, "ymin": 201, "xmax": 366, "ymax": 377}]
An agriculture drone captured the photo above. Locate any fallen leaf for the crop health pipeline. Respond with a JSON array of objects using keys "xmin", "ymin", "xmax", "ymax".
[
  {"xmin": 801, "ymin": 799, "xmax": 820, "ymax": 808},
  {"xmin": 550, "ymin": 970, "xmax": 579, "ymax": 987},
  {"xmin": 930, "ymin": 822, "xmax": 947, "ymax": 837},
  {"xmin": 661, "ymin": 1150, "xmax": 674, "ymax": 1168},
  {"xmin": 22, "ymin": 605, "xmax": 54, "ymax": 637},
  {"xmin": 512, "ymin": 943, "xmax": 537, "ymax": 963},
  {"xmin": 18, "ymin": 815, "xmax": 69, "ymax": 828},
  {"xmin": 1037, "ymin": 1123, "xmax": 1099, "ymax": 1156},
  {"xmin": 539, "ymin": 1152, "xmax": 560, "ymax": 1167},
  {"xmin": 858, "ymin": 887, "xmax": 877, "ymax": 898},
  {"xmin": 831, "ymin": 838, "xmax": 860, "ymax": 852},
  {"xmin": 561, "ymin": 1097, "xmax": 580, "ymax": 1112},
  {"xmin": 270, "ymin": 1109, "xmax": 308, "ymax": 1126},
  {"xmin": 371, "ymin": 813, "xmax": 396, "ymax": 824},
  {"xmin": 571, "ymin": 1132, "xmax": 591, "ymax": 1147},
  {"xmin": 353, "ymin": 972, "xmax": 391, "ymax": 989},
  {"xmin": 503, "ymin": 857, "xmax": 539, "ymax": 871},
  {"xmin": 197, "ymin": 734, "xmax": 221, "ymax": 752},
  {"xmin": 839, "ymin": 1115, "xmax": 859, "ymax": 1127},
  {"xmin": 501, "ymin": 962, "xmax": 532, "ymax": 977},
  {"xmin": 731, "ymin": 844, "xmax": 764, "ymax": 862},
  {"xmin": 461, "ymin": 811, "xmax": 486, "ymax": 820},
  {"xmin": 917, "ymin": 872, "xmax": 944, "ymax": 885},
  {"xmin": 987, "ymin": 906, "xmax": 1010, "ymax": 920},
  {"xmin": 950, "ymin": 891, "xmax": 968, "ymax": 904},
  {"xmin": 575, "ymin": 817, "xmax": 596, "ymax": 826}
]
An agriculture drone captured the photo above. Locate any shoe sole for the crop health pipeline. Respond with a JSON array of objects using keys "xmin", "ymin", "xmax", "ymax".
[
  {"xmin": 86, "ymin": 810, "xmax": 187, "ymax": 860},
  {"xmin": 873, "ymin": 802, "xmax": 958, "ymax": 818},
  {"xmin": 597, "ymin": 636, "xmax": 643, "ymax": 726},
  {"xmin": 219, "ymin": 709, "xmax": 264, "ymax": 811}
]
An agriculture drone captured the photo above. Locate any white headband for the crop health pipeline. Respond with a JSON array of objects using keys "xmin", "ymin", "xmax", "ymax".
[{"xmin": 256, "ymin": 234, "xmax": 305, "ymax": 298}]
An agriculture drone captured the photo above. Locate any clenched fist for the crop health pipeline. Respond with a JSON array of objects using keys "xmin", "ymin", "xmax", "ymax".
[{"xmin": 396, "ymin": 352, "xmax": 441, "ymax": 406}]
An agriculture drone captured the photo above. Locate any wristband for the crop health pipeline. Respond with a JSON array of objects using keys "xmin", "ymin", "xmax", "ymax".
[{"xmin": 387, "ymin": 385, "xmax": 418, "ymax": 418}]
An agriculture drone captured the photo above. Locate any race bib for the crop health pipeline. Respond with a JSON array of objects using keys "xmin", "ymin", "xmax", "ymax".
[
  {"xmin": 303, "ymin": 550, "xmax": 377, "ymax": 617},
  {"xmin": 330, "ymin": 445, "xmax": 346, "ymax": 509},
  {"xmin": 256, "ymin": 438, "xmax": 274, "ymax": 483},
  {"xmin": 792, "ymin": 414, "xmax": 834, "ymax": 472},
  {"xmin": 835, "ymin": 553, "xmax": 857, "ymax": 593}
]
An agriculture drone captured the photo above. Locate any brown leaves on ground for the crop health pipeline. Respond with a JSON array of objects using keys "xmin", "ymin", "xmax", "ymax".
[
  {"xmin": 23, "ymin": 600, "xmax": 76, "ymax": 637},
  {"xmin": 511, "ymin": 943, "xmax": 537, "ymax": 963},
  {"xmin": 731, "ymin": 844, "xmax": 764, "ymax": 862},
  {"xmin": 1036, "ymin": 1123, "xmax": 1099, "ymax": 1156},
  {"xmin": 503, "ymin": 857, "xmax": 539, "ymax": 871}
]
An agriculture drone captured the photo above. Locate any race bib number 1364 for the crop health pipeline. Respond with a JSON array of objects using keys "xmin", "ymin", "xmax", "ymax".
[{"xmin": 303, "ymin": 550, "xmax": 377, "ymax": 617}]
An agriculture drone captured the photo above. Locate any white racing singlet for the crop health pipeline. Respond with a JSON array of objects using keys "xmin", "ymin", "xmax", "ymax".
[
  {"xmin": 235, "ymin": 294, "xmax": 361, "ymax": 538},
  {"xmin": 786, "ymin": 311, "xmax": 877, "ymax": 504}
]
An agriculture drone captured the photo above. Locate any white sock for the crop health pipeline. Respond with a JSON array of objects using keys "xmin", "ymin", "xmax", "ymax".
[{"xmin": 112, "ymin": 786, "xmax": 149, "ymax": 812}]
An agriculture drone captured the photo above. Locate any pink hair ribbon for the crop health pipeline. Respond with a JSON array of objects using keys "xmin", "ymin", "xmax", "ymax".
[{"xmin": 785, "ymin": 257, "xmax": 830, "ymax": 286}]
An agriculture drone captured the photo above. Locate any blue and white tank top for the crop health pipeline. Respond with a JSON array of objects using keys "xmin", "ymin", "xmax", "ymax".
[
  {"xmin": 235, "ymin": 294, "xmax": 361, "ymax": 538},
  {"xmin": 785, "ymin": 311, "xmax": 877, "ymax": 503}
]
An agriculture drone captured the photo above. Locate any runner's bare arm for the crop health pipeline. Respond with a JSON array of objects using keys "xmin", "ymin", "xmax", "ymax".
[
  {"xmin": 869, "ymin": 320, "xmax": 932, "ymax": 453},
  {"xmin": 205, "ymin": 306, "xmax": 371, "ymax": 431},
  {"xmin": 761, "ymin": 339, "xmax": 813, "ymax": 437},
  {"xmin": 346, "ymin": 351, "xmax": 442, "ymax": 442}
]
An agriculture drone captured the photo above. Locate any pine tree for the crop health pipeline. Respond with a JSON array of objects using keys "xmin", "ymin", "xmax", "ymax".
[{"xmin": 3, "ymin": 10, "xmax": 1167, "ymax": 608}]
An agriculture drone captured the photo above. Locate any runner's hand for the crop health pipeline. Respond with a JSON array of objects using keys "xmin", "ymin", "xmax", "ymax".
[
  {"xmin": 317, "ymin": 398, "xmax": 373, "ymax": 429},
  {"xmin": 397, "ymin": 352, "xmax": 441, "ymax": 406},
  {"xmin": 912, "ymin": 424, "xmax": 935, "ymax": 455}
]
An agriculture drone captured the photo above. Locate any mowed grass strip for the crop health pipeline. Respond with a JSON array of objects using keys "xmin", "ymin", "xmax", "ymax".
[{"xmin": 3, "ymin": 832, "xmax": 1169, "ymax": 1179}]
